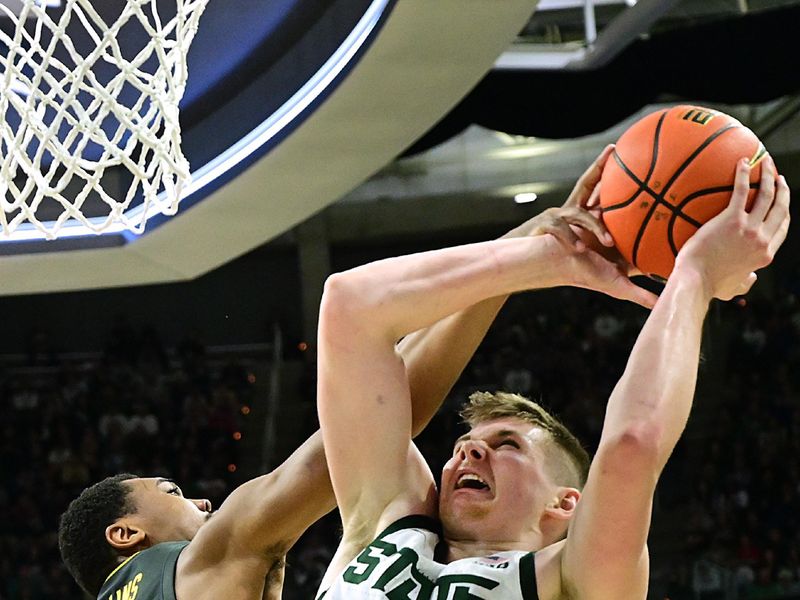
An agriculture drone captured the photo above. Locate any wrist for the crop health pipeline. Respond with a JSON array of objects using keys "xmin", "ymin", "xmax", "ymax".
[
  {"xmin": 511, "ymin": 234, "xmax": 566, "ymax": 290},
  {"xmin": 500, "ymin": 223, "xmax": 527, "ymax": 240},
  {"xmin": 669, "ymin": 259, "xmax": 714, "ymax": 304},
  {"xmin": 536, "ymin": 234, "xmax": 578, "ymax": 288}
]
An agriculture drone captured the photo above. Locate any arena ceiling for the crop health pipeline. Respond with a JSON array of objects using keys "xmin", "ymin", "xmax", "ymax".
[{"xmin": 0, "ymin": 0, "xmax": 798, "ymax": 295}]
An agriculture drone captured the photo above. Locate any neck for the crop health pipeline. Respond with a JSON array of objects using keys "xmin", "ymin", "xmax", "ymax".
[{"xmin": 443, "ymin": 531, "xmax": 547, "ymax": 562}]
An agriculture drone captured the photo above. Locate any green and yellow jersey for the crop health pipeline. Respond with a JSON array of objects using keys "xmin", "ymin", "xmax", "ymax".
[{"xmin": 98, "ymin": 541, "xmax": 188, "ymax": 600}]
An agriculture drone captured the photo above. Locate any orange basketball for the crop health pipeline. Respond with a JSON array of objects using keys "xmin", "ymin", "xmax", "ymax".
[{"xmin": 599, "ymin": 105, "xmax": 767, "ymax": 280}]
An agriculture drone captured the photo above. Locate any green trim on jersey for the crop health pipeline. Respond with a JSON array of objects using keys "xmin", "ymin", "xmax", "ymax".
[
  {"xmin": 519, "ymin": 552, "xmax": 538, "ymax": 600},
  {"xmin": 377, "ymin": 515, "xmax": 441, "ymax": 540},
  {"xmin": 319, "ymin": 515, "xmax": 540, "ymax": 599},
  {"xmin": 98, "ymin": 541, "xmax": 188, "ymax": 600}
]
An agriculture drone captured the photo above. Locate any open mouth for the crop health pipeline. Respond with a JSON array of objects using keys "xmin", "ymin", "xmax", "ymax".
[{"xmin": 455, "ymin": 473, "xmax": 490, "ymax": 491}]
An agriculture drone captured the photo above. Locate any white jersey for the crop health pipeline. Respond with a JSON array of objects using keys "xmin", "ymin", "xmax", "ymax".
[{"xmin": 317, "ymin": 515, "xmax": 539, "ymax": 600}]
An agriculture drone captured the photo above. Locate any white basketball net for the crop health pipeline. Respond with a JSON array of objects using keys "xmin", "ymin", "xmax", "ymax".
[{"xmin": 0, "ymin": 0, "xmax": 209, "ymax": 239}]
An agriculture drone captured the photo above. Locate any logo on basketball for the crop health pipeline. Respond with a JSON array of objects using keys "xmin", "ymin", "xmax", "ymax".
[
  {"xmin": 599, "ymin": 105, "xmax": 766, "ymax": 279},
  {"xmin": 681, "ymin": 109, "xmax": 716, "ymax": 125}
]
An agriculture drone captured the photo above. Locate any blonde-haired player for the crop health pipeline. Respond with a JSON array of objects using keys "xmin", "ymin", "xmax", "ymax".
[{"xmin": 316, "ymin": 155, "xmax": 789, "ymax": 599}]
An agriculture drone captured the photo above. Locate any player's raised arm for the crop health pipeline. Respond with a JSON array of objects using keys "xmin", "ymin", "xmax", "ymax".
[
  {"xmin": 317, "ymin": 236, "xmax": 568, "ymax": 540},
  {"xmin": 317, "ymin": 149, "xmax": 662, "ymax": 553},
  {"xmin": 400, "ymin": 145, "xmax": 656, "ymax": 434},
  {"xmin": 561, "ymin": 157, "xmax": 790, "ymax": 600},
  {"xmin": 178, "ymin": 239, "xmax": 556, "ymax": 588}
]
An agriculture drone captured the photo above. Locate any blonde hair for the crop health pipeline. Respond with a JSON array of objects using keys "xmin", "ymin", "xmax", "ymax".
[{"xmin": 460, "ymin": 391, "xmax": 590, "ymax": 489}]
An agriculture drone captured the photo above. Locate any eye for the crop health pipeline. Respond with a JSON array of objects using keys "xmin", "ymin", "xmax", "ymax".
[
  {"xmin": 498, "ymin": 439, "xmax": 520, "ymax": 449},
  {"xmin": 168, "ymin": 486, "xmax": 182, "ymax": 496}
]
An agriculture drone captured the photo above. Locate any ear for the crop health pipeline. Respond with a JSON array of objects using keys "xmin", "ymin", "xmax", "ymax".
[
  {"xmin": 544, "ymin": 488, "xmax": 581, "ymax": 521},
  {"xmin": 105, "ymin": 520, "xmax": 147, "ymax": 552}
]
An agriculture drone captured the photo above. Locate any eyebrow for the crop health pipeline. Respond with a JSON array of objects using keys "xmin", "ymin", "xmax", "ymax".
[
  {"xmin": 156, "ymin": 478, "xmax": 176, "ymax": 486},
  {"xmin": 455, "ymin": 429, "xmax": 521, "ymax": 445},
  {"xmin": 494, "ymin": 430, "xmax": 520, "ymax": 439}
]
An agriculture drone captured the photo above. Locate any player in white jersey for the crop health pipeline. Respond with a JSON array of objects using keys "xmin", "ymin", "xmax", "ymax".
[
  {"xmin": 317, "ymin": 515, "xmax": 541, "ymax": 600},
  {"xmin": 316, "ymin": 152, "xmax": 790, "ymax": 599}
]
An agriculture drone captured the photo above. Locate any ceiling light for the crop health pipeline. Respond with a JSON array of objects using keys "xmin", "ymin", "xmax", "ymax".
[{"xmin": 514, "ymin": 192, "xmax": 538, "ymax": 204}]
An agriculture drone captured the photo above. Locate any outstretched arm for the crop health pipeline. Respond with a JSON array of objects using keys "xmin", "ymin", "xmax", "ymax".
[
  {"xmin": 561, "ymin": 158, "xmax": 790, "ymax": 600},
  {"xmin": 318, "ymin": 234, "xmax": 573, "ymax": 549},
  {"xmin": 401, "ymin": 145, "xmax": 658, "ymax": 434},
  {"xmin": 318, "ymin": 204, "xmax": 656, "ymax": 542}
]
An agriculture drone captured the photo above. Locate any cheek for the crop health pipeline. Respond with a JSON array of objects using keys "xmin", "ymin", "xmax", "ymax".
[
  {"xmin": 440, "ymin": 459, "xmax": 459, "ymax": 487},
  {"xmin": 499, "ymin": 459, "xmax": 545, "ymax": 493}
]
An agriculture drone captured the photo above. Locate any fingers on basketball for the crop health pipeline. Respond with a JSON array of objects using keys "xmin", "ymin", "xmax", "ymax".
[
  {"xmin": 748, "ymin": 155, "xmax": 776, "ymax": 223},
  {"xmin": 727, "ymin": 158, "xmax": 753, "ymax": 215},
  {"xmin": 764, "ymin": 175, "xmax": 791, "ymax": 241},
  {"xmin": 567, "ymin": 145, "xmax": 615, "ymax": 208}
]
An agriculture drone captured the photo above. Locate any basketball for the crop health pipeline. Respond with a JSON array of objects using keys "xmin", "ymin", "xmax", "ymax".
[{"xmin": 599, "ymin": 105, "xmax": 768, "ymax": 280}]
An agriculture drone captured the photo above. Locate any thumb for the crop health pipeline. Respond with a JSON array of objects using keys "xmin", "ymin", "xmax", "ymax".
[
  {"xmin": 738, "ymin": 272, "xmax": 757, "ymax": 296},
  {"xmin": 613, "ymin": 278, "xmax": 659, "ymax": 309}
]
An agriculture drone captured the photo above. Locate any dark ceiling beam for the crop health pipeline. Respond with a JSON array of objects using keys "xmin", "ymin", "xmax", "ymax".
[
  {"xmin": 753, "ymin": 95, "xmax": 800, "ymax": 141},
  {"xmin": 495, "ymin": 0, "xmax": 681, "ymax": 71}
]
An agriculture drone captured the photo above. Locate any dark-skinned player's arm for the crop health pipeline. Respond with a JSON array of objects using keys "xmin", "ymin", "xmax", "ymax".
[{"xmin": 559, "ymin": 157, "xmax": 790, "ymax": 600}]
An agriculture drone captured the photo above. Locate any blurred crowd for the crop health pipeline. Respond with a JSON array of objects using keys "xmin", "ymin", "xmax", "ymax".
[
  {"xmin": 667, "ymin": 282, "xmax": 800, "ymax": 600},
  {"xmin": 0, "ymin": 321, "xmax": 252, "ymax": 599}
]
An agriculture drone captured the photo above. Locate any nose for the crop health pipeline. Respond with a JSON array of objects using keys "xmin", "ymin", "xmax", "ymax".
[
  {"xmin": 192, "ymin": 498, "xmax": 212, "ymax": 512},
  {"xmin": 460, "ymin": 440, "xmax": 487, "ymax": 461}
]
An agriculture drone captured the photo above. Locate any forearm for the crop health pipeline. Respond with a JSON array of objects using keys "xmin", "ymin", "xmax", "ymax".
[
  {"xmin": 400, "ymin": 226, "xmax": 554, "ymax": 435},
  {"xmin": 399, "ymin": 295, "xmax": 508, "ymax": 435},
  {"xmin": 600, "ymin": 263, "xmax": 712, "ymax": 467},
  {"xmin": 323, "ymin": 236, "xmax": 563, "ymax": 344}
]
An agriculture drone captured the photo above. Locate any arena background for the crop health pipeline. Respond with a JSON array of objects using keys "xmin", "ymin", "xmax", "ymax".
[{"xmin": 1, "ymin": 1, "xmax": 800, "ymax": 599}]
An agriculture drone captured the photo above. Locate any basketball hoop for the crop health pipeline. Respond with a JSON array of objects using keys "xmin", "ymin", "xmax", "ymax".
[{"xmin": 0, "ymin": 0, "xmax": 209, "ymax": 239}]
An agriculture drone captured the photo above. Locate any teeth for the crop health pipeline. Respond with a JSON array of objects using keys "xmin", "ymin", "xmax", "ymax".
[{"xmin": 456, "ymin": 473, "xmax": 488, "ymax": 489}]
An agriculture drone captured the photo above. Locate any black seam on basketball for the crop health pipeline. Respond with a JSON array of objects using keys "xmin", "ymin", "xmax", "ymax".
[
  {"xmin": 601, "ymin": 153, "xmax": 647, "ymax": 213},
  {"xmin": 601, "ymin": 111, "xmax": 667, "ymax": 214},
  {"xmin": 631, "ymin": 196, "xmax": 662, "ymax": 268},
  {"xmin": 644, "ymin": 110, "xmax": 667, "ymax": 183},
  {"xmin": 660, "ymin": 124, "xmax": 741, "ymax": 198},
  {"xmin": 675, "ymin": 182, "xmax": 759, "ymax": 211},
  {"xmin": 665, "ymin": 182, "xmax": 760, "ymax": 257},
  {"xmin": 666, "ymin": 208, "xmax": 705, "ymax": 257}
]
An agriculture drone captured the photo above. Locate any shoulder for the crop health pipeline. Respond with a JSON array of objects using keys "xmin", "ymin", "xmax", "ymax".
[
  {"xmin": 176, "ymin": 539, "xmax": 276, "ymax": 599},
  {"xmin": 317, "ymin": 514, "xmax": 441, "ymax": 596},
  {"xmin": 533, "ymin": 539, "xmax": 567, "ymax": 600},
  {"xmin": 99, "ymin": 542, "xmax": 188, "ymax": 600}
]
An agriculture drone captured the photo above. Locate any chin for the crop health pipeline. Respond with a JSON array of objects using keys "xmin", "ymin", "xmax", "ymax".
[{"xmin": 441, "ymin": 507, "xmax": 487, "ymax": 536}]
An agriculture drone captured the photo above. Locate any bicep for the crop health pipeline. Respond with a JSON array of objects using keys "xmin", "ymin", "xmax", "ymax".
[
  {"xmin": 561, "ymin": 437, "xmax": 654, "ymax": 600},
  {"xmin": 318, "ymin": 310, "xmax": 434, "ymax": 537}
]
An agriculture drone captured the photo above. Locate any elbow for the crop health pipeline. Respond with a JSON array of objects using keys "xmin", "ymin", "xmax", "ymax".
[
  {"xmin": 597, "ymin": 422, "xmax": 665, "ymax": 477},
  {"xmin": 320, "ymin": 272, "xmax": 360, "ymax": 331},
  {"xmin": 319, "ymin": 271, "xmax": 384, "ymax": 340},
  {"xmin": 321, "ymin": 272, "xmax": 357, "ymax": 310}
]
